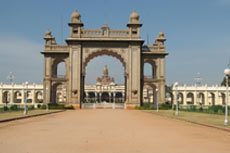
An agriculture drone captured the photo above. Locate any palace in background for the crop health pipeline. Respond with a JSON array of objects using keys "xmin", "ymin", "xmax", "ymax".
[
  {"xmin": 0, "ymin": 65, "xmax": 155, "ymax": 108},
  {"xmin": 171, "ymin": 84, "xmax": 230, "ymax": 107},
  {"xmin": 0, "ymin": 79, "xmax": 229, "ymax": 108}
]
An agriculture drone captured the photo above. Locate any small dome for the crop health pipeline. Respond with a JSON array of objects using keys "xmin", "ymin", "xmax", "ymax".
[
  {"xmin": 71, "ymin": 9, "xmax": 81, "ymax": 20},
  {"xmin": 130, "ymin": 10, "xmax": 139, "ymax": 20},
  {"xmin": 45, "ymin": 29, "xmax": 51, "ymax": 36},
  {"xmin": 159, "ymin": 31, "xmax": 165, "ymax": 37},
  {"xmin": 101, "ymin": 24, "xmax": 109, "ymax": 29}
]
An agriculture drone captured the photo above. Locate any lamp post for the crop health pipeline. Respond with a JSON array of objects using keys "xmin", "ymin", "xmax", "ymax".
[
  {"xmin": 46, "ymin": 87, "xmax": 49, "ymax": 112},
  {"xmin": 24, "ymin": 81, "xmax": 29, "ymax": 115},
  {"xmin": 156, "ymin": 88, "xmax": 159, "ymax": 112},
  {"xmin": 174, "ymin": 82, "xmax": 179, "ymax": 116},
  {"xmin": 224, "ymin": 68, "xmax": 230, "ymax": 125},
  {"xmin": 113, "ymin": 93, "xmax": 115, "ymax": 109},
  {"xmin": 7, "ymin": 72, "xmax": 14, "ymax": 84}
]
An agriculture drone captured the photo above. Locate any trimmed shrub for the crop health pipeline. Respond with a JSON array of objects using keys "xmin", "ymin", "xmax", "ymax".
[
  {"xmin": 41, "ymin": 104, "xmax": 75, "ymax": 110},
  {"xmin": 10, "ymin": 105, "xmax": 18, "ymax": 110},
  {"xmin": 160, "ymin": 103, "xmax": 172, "ymax": 110},
  {"xmin": 37, "ymin": 104, "xmax": 41, "ymax": 109}
]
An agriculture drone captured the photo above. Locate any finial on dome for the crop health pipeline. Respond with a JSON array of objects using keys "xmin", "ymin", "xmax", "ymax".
[
  {"xmin": 71, "ymin": 9, "xmax": 82, "ymax": 23},
  {"xmin": 44, "ymin": 29, "xmax": 53, "ymax": 39},
  {"xmin": 129, "ymin": 9, "xmax": 140, "ymax": 23},
  {"xmin": 45, "ymin": 29, "xmax": 51, "ymax": 36},
  {"xmin": 159, "ymin": 31, "xmax": 165, "ymax": 38}
]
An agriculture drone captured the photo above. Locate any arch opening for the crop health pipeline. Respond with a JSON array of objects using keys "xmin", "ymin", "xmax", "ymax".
[
  {"xmin": 35, "ymin": 91, "xmax": 43, "ymax": 103},
  {"xmin": 178, "ymin": 92, "xmax": 184, "ymax": 104},
  {"xmin": 83, "ymin": 51, "xmax": 126, "ymax": 104},
  {"xmin": 198, "ymin": 92, "xmax": 205, "ymax": 105},
  {"xmin": 187, "ymin": 92, "xmax": 194, "ymax": 104},
  {"xmin": 51, "ymin": 83, "xmax": 66, "ymax": 104},
  {"xmin": 143, "ymin": 60, "xmax": 156, "ymax": 79},
  {"xmin": 52, "ymin": 60, "xmax": 66, "ymax": 78},
  {"xmin": 14, "ymin": 91, "xmax": 22, "ymax": 103},
  {"xmin": 3, "ymin": 91, "xmax": 10, "ymax": 104},
  {"xmin": 142, "ymin": 84, "xmax": 157, "ymax": 105}
]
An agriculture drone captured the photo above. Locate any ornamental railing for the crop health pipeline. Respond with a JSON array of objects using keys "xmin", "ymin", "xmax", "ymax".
[{"xmin": 81, "ymin": 29, "xmax": 129, "ymax": 38}]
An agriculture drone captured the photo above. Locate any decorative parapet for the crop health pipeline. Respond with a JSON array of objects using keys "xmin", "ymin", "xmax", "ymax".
[
  {"xmin": 172, "ymin": 85, "xmax": 229, "ymax": 92},
  {"xmin": 142, "ymin": 45, "xmax": 166, "ymax": 53},
  {"xmin": 0, "ymin": 83, "xmax": 43, "ymax": 90},
  {"xmin": 81, "ymin": 29, "xmax": 129, "ymax": 38},
  {"xmin": 44, "ymin": 44, "xmax": 68, "ymax": 52}
]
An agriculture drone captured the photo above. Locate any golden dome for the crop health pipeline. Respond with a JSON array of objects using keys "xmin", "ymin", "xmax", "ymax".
[{"xmin": 103, "ymin": 65, "xmax": 108, "ymax": 76}]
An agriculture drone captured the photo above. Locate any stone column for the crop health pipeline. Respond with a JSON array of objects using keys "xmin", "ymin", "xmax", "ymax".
[
  {"xmin": 22, "ymin": 90, "xmax": 25, "ymax": 104},
  {"xmin": 173, "ymin": 90, "xmax": 176, "ymax": 105},
  {"xmin": 113, "ymin": 92, "xmax": 116, "ymax": 103},
  {"xmin": 70, "ymin": 46, "xmax": 83, "ymax": 106},
  {"xmin": 109, "ymin": 92, "xmax": 111, "ymax": 102},
  {"xmin": 204, "ymin": 91, "xmax": 209, "ymax": 106},
  {"xmin": 122, "ymin": 92, "xmax": 125, "ymax": 102},
  {"xmin": 99, "ymin": 93, "xmax": 102, "ymax": 102},
  {"xmin": 10, "ymin": 89, "xmax": 14, "ymax": 104},
  {"xmin": 44, "ymin": 56, "xmax": 52, "ymax": 105},
  {"xmin": 215, "ymin": 92, "xmax": 220, "ymax": 105},
  {"xmin": 32, "ymin": 90, "xmax": 36, "ymax": 104},
  {"xmin": 194, "ymin": 87, "xmax": 197, "ymax": 105},
  {"xmin": 183, "ymin": 91, "xmax": 187, "ymax": 105},
  {"xmin": 86, "ymin": 92, "xmax": 89, "ymax": 102},
  {"xmin": 0, "ymin": 88, "xmax": 3, "ymax": 105}
]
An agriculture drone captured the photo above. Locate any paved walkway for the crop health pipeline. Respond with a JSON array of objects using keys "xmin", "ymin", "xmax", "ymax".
[{"xmin": 0, "ymin": 110, "xmax": 230, "ymax": 153}]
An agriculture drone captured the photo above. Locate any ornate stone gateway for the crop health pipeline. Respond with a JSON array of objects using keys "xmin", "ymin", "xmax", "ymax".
[{"xmin": 41, "ymin": 9, "xmax": 168, "ymax": 109}]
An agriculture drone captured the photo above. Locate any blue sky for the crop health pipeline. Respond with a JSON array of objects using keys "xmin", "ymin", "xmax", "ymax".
[{"xmin": 0, "ymin": 0, "xmax": 230, "ymax": 85}]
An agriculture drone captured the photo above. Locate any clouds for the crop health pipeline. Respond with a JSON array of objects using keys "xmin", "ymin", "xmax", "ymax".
[{"xmin": 0, "ymin": 36, "xmax": 43, "ymax": 84}]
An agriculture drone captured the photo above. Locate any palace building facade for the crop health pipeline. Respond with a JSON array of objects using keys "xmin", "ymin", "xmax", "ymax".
[{"xmin": 0, "ymin": 65, "xmax": 156, "ymax": 108}]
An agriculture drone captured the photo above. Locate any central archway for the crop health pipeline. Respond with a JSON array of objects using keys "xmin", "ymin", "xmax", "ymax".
[
  {"xmin": 83, "ymin": 50, "xmax": 127, "ymax": 107},
  {"xmin": 83, "ymin": 49, "xmax": 126, "ymax": 73},
  {"xmin": 41, "ymin": 10, "xmax": 168, "ymax": 108}
]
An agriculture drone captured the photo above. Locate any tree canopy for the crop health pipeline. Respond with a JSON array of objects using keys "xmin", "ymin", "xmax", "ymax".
[{"xmin": 221, "ymin": 76, "xmax": 230, "ymax": 86}]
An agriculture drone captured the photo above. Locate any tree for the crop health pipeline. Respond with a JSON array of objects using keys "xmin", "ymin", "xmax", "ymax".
[{"xmin": 221, "ymin": 76, "xmax": 230, "ymax": 86}]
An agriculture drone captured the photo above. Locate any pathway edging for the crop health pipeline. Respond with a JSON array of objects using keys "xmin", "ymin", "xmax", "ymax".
[
  {"xmin": 0, "ymin": 110, "xmax": 65, "ymax": 123},
  {"xmin": 144, "ymin": 110, "xmax": 230, "ymax": 132}
]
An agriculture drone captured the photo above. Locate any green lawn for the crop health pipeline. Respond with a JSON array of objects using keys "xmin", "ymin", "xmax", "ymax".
[
  {"xmin": 146, "ymin": 110, "xmax": 230, "ymax": 129},
  {"xmin": 0, "ymin": 110, "xmax": 62, "ymax": 121}
]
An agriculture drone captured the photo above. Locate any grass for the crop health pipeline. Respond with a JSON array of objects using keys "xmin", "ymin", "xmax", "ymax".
[
  {"xmin": 146, "ymin": 110, "xmax": 230, "ymax": 129},
  {"xmin": 0, "ymin": 109, "xmax": 62, "ymax": 121}
]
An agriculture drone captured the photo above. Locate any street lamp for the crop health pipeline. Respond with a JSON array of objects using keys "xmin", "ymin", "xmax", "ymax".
[
  {"xmin": 224, "ymin": 67, "xmax": 230, "ymax": 125},
  {"xmin": 174, "ymin": 82, "xmax": 179, "ymax": 116},
  {"xmin": 24, "ymin": 81, "xmax": 29, "ymax": 115},
  {"xmin": 156, "ymin": 88, "xmax": 159, "ymax": 112},
  {"xmin": 46, "ymin": 87, "xmax": 49, "ymax": 112}
]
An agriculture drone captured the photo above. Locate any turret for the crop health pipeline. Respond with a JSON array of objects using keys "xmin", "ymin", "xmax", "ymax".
[
  {"xmin": 154, "ymin": 31, "xmax": 166, "ymax": 46},
  {"xmin": 127, "ymin": 10, "xmax": 142, "ymax": 38},
  {"xmin": 103, "ymin": 65, "xmax": 109, "ymax": 76},
  {"xmin": 68, "ymin": 9, "xmax": 84, "ymax": 38},
  {"xmin": 44, "ymin": 29, "xmax": 56, "ymax": 45}
]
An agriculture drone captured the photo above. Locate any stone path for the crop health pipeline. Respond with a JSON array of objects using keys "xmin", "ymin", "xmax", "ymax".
[{"xmin": 0, "ymin": 110, "xmax": 230, "ymax": 153}]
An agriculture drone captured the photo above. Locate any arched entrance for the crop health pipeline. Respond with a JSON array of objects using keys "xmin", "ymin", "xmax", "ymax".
[{"xmin": 41, "ymin": 9, "xmax": 168, "ymax": 109}]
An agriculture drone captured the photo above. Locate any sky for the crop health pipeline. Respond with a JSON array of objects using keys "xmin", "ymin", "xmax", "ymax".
[{"xmin": 0, "ymin": 0, "xmax": 230, "ymax": 86}]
